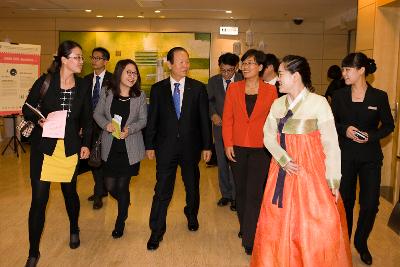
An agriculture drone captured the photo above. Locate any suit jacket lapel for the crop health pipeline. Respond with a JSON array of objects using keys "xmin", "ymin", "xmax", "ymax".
[{"xmin": 181, "ymin": 78, "xmax": 193, "ymax": 120}]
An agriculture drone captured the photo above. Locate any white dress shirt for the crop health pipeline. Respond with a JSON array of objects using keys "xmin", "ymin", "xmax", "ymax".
[{"xmin": 170, "ymin": 76, "xmax": 186, "ymax": 112}]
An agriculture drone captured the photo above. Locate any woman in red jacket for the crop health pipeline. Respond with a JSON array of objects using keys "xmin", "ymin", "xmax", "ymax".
[{"xmin": 222, "ymin": 49, "xmax": 277, "ymax": 255}]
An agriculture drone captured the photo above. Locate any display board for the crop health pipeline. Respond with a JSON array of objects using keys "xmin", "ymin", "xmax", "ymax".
[
  {"xmin": 0, "ymin": 42, "xmax": 41, "ymax": 115},
  {"xmin": 60, "ymin": 32, "xmax": 210, "ymax": 97}
]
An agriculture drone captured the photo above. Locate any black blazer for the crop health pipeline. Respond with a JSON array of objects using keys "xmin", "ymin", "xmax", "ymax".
[
  {"xmin": 331, "ymin": 85, "xmax": 394, "ymax": 161},
  {"xmin": 145, "ymin": 77, "xmax": 212, "ymax": 162},
  {"xmin": 84, "ymin": 71, "xmax": 113, "ymax": 96},
  {"xmin": 23, "ymin": 71, "xmax": 92, "ymax": 157},
  {"xmin": 84, "ymin": 71, "xmax": 113, "ymax": 143}
]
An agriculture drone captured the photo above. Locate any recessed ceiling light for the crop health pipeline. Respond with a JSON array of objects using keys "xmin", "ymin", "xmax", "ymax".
[
  {"xmin": 85, "ymin": 9, "xmax": 92, "ymax": 13},
  {"xmin": 226, "ymin": 10, "xmax": 232, "ymax": 14},
  {"xmin": 155, "ymin": 10, "xmax": 161, "ymax": 13},
  {"xmin": 160, "ymin": 15, "xmax": 165, "ymax": 18},
  {"xmin": 96, "ymin": 15, "xmax": 103, "ymax": 18},
  {"xmin": 230, "ymin": 17, "xmax": 234, "ymax": 19},
  {"xmin": 138, "ymin": 15, "xmax": 144, "ymax": 18},
  {"xmin": 117, "ymin": 15, "xmax": 124, "ymax": 18}
]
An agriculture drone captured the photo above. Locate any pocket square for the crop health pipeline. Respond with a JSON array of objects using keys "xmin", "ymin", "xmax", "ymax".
[{"xmin": 368, "ymin": 106, "xmax": 377, "ymax": 110}]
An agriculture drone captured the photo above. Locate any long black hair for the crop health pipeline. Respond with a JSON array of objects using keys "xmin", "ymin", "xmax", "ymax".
[
  {"xmin": 341, "ymin": 52, "xmax": 377, "ymax": 77},
  {"xmin": 47, "ymin": 40, "xmax": 82, "ymax": 74},
  {"xmin": 281, "ymin": 55, "xmax": 314, "ymax": 92},
  {"xmin": 110, "ymin": 59, "xmax": 141, "ymax": 97}
]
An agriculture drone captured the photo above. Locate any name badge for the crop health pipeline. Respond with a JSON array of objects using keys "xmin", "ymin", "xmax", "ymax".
[{"xmin": 368, "ymin": 106, "xmax": 377, "ymax": 110}]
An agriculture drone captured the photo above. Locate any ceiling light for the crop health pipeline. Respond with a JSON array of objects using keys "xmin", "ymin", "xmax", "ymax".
[
  {"xmin": 225, "ymin": 10, "xmax": 232, "ymax": 14},
  {"xmin": 117, "ymin": 15, "xmax": 124, "ymax": 18},
  {"xmin": 160, "ymin": 15, "xmax": 165, "ymax": 18},
  {"xmin": 155, "ymin": 10, "xmax": 161, "ymax": 13},
  {"xmin": 230, "ymin": 17, "xmax": 234, "ymax": 19},
  {"xmin": 138, "ymin": 15, "xmax": 144, "ymax": 18},
  {"xmin": 85, "ymin": 9, "xmax": 92, "ymax": 13},
  {"xmin": 96, "ymin": 15, "xmax": 103, "ymax": 18}
]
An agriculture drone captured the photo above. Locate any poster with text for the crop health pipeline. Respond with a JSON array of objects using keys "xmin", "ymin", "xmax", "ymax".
[{"xmin": 0, "ymin": 42, "xmax": 41, "ymax": 115}]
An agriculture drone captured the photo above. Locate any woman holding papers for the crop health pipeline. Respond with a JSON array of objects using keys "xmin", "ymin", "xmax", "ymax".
[
  {"xmin": 94, "ymin": 59, "xmax": 147, "ymax": 238},
  {"xmin": 22, "ymin": 40, "xmax": 92, "ymax": 267},
  {"xmin": 250, "ymin": 55, "xmax": 352, "ymax": 267}
]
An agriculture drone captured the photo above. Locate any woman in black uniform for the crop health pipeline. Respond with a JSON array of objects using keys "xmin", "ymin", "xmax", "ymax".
[{"xmin": 331, "ymin": 52, "xmax": 394, "ymax": 265}]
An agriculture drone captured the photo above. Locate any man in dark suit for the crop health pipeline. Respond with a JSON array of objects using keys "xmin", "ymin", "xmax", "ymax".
[
  {"xmin": 207, "ymin": 52, "xmax": 242, "ymax": 211},
  {"xmin": 145, "ymin": 47, "xmax": 212, "ymax": 250},
  {"xmin": 262, "ymin": 53, "xmax": 284, "ymax": 97},
  {"xmin": 84, "ymin": 47, "xmax": 112, "ymax": 209}
]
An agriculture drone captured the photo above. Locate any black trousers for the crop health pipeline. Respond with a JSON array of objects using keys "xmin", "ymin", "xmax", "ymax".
[
  {"xmin": 149, "ymin": 145, "xmax": 200, "ymax": 236},
  {"xmin": 92, "ymin": 165, "xmax": 106, "ymax": 197},
  {"xmin": 230, "ymin": 146, "xmax": 271, "ymax": 249},
  {"xmin": 340, "ymin": 159, "xmax": 381, "ymax": 251},
  {"xmin": 28, "ymin": 178, "xmax": 80, "ymax": 257}
]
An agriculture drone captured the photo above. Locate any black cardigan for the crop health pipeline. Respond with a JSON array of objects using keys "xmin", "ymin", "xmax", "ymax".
[
  {"xmin": 22, "ymin": 71, "xmax": 92, "ymax": 157},
  {"xmin": 331, "ymin": 85, "xmax": 394, "ymax": 161}
]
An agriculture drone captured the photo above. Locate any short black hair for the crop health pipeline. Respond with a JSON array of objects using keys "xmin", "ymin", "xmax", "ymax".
[
  {"xmin": 167, "ymin": 47, "xmax": 189, "ymax": 64},
  {"xmin": 327, "ymin": 65, "xmax": 342, "ymax": 80},
  {"xmin": 241, "ymin": 49, "xmax": 266, "ymax": 77},
  {"xmin": 264, "ymin": 53, "xmax": 279, "ymax": 73},
  {"xmin": 218, "ymin": 53, "xmax": 240, "ymax": 66},
  {"xmin": 92, "ymin": 47, "xmax": 110, "ymax": 61}
]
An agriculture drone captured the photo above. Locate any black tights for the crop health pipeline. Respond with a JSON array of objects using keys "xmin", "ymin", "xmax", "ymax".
[
  {"xmin": 28, "ymin": 179, "xmax": 80, "ymax": 257},
  {"xmin": 104, "ymin": 176, "xmax": 131, "ymax": 230}
]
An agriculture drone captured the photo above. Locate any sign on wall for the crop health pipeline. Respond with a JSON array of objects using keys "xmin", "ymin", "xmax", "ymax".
[{"xmin": 0, "ymin": 42, "xmax": 41, "ymax": 115}]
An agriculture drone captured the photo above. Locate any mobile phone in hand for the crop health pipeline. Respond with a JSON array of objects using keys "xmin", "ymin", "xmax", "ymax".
[{"xmin": 354, "ymin": 130, "xmax": 367, "ymax": 140}]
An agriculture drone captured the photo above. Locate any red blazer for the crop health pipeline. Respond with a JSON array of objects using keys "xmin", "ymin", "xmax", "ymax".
[{"xmin": 222, "ymin": 79, "xmax": 277, "ymax": 148}]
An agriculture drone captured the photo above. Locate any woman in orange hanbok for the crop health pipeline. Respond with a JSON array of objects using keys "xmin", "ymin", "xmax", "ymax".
[{"xmin": 250, "ymin": 55, "xmax": 352, "ymax": 267}]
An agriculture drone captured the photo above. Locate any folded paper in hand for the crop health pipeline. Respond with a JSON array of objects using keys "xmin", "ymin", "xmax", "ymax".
[
  {"xmin": 24, "ymin": 102, "xmax": 45, "ymax": 119},
  {"xmin": 112, "ymin": 114, "xmax": 122, "ymax": 139},
  {"xmin": 42, "ymin": 110, "xmax": 68, "ymax": 138}
]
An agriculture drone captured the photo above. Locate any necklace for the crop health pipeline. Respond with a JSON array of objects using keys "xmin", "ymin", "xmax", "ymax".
[{"xmin": 118, "ymin": 97, "xmax": 130, "ymax": 102}]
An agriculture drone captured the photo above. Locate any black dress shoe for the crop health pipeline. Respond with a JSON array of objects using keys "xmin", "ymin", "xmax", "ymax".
[
  {"xmin": 238, "ymin": 231, "xmax": 242, "ymax": 238},
  {"xmin": 147, "ymin": 234, "xmax": 163, "ymax": 250},
  {"xmin": 93, "ymin": 196, "xmax": 103, "ymax": 209},
  {"xmin": 230, "ymin": 200, "xmax": 236, "ymax": 211},
  {"xmin": 25, "ymin": 253, "xmax": 40, "ymax": 267},
  {"xmin": 217, "ymin": 197, "xmax": 231, "ymax": 206},
  {"xmin": 69, "ymin": 233, "xmax": 80, "ymax": 249},
  {"xmin": 88, "ymin": 193, "xmax": 108, "ymax": 201},
  {"xmin": 244, "ymin": 246, "xmax": 253, "ymax": 255}
]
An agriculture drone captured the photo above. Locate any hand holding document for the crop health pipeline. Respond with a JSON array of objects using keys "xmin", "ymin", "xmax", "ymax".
[
  {"xmin": 112, "ymin": 114, "xmax": 122, "ymax": 139},
  {"xmin": 24, "ymin": 102, "xmax": 45, "ymax": 119},
  {"xmin": 42, "ymin": 110, "xmax": 68, "ymax": 138}
]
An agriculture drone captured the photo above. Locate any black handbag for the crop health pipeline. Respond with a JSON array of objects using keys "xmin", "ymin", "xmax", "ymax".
[
  {"xmin": 17, "ymin": 74, "xmax": 51, "ymax": 137},
  {"xmin": 88, "ymin": 137, "xmax": 102, "ymax": 168}
]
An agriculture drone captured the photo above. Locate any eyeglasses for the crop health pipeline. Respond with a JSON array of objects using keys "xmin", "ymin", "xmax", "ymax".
[
  {"xmin": 68, "ymin": 55, "xmax": 84, "ymax": 62},
  {"xmin": 126, "ymin": 70, "xmax": 138, "ymax": 77},
  {"xmin": 220, "ymin": 68, "xmax": 235, "ymax": 74},
  {"xmin": 90, "ymin": 56, "xmax": 105, "ymax": 61},
  {"xmin": 241, "ymin": 61, "xmax": 258, "ymax": 67}
]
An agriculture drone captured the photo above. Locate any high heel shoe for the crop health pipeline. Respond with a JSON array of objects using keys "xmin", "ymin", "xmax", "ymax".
[
  {"xmin": 25, "ymin": 253, "xmax": 40, "ymax": 267},
  {"xmin": 69, "ymin": 232, "xmax": 80, "ymax": 249}
]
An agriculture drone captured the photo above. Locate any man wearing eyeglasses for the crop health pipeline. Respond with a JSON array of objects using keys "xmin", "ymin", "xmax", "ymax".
[
  {"xmin": 207, "ymin": 53, "xmax": 242, "ymax": 211},
  {"xmin": 84, "ymin": 47, "xmax": 112, "ymax": 210}
]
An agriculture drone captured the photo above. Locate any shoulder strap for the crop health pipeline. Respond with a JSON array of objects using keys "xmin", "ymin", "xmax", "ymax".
[{"xmin": 36, "ymin": 73, "xmax": 51, "ymax": 108}]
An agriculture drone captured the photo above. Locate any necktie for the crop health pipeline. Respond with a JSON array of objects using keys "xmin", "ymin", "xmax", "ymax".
[
  {"xmin": 173, "ymin": 82, "xmax": 181, "ymax": 119},
  {"xmin": 272, "ymin": 109, "xmax": 294, "ymax": 208},
  {"xmin": 225, "ymin": 79, "xmax": 231, "ymax": 90},
  {"xmin": 92, "ymin": 75, "xmax": 101, "ymax": 109}
]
